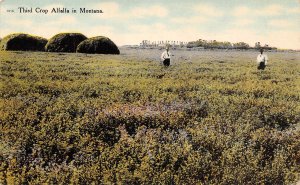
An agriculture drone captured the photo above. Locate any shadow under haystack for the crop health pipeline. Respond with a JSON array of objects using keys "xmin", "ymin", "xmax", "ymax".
[
  {"xmin": 76, "ymin": 36, "xmax": 120, "ymax": 54},
  {"xmin": 0, "ymin": 33, "xmax": 47, "ymax": 51},
  {"xmin": 46, "ymin": 33, "xmax": 87, "ymax": 53}
]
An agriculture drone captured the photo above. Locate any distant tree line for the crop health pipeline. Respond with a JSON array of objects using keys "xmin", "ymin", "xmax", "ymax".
[{"xmin": 187, "ymin": 39, "xmax": 277, "ymax": 50}]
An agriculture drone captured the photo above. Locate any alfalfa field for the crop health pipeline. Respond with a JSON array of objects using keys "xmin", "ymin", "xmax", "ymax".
[{"xmin": 0, "ymin": 48, "xmax": 299, "ymax": 184}]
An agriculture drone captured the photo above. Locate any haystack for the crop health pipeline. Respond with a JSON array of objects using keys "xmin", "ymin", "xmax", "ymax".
[
  {"xmin": 0, "ymin": 33, "xmax": 47, "ymax": 51},
  {"xmin": 45, "ymin": 33, "xmax": 87, "ymax": 52},
  {"xmin": 76, "ymin": 36, "xmax": 120, "ymax": 54}
]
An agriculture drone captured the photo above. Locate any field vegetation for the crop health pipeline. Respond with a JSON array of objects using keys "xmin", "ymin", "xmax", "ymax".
[
  {"xmin": 0, "ymin": 49, "xmax": 299, "ymax": 184},
  {"xmin": 76, "ymin": 36, "xmax": 120, "ymax": 54},
  {"xmin": 45, "ymin": 33, "xmax": 87, "ymax": 53},
  {"xmin": 0, "ymin": 33, "xmax": 47, "ymax": 51}
]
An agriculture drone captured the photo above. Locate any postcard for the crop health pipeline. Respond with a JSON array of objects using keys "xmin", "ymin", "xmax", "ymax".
[{"xmin": 0, "ymin": 0, "xmax": 299, "ymax": 184}]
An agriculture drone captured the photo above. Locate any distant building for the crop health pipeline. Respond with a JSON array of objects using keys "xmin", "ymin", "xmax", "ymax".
[
  {"xmin": 139, "ymin": 40, "xmax": 188, "ymax": 48},
  {"xmin": 254, "ymin": 42, "xmax": 276, "ymax": 50},
  {"xmin": 255, "ymin": 42, "xmax": 261, "ymax": 48}
]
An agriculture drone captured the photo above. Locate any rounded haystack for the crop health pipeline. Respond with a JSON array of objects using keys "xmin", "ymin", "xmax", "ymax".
[
  {"xmin": 76, "ymin": 36, "xmax": 120, "ymax": 54},
  {"xmin": 0, "ymin": 33, "xmax": 47, "ymax": 51},
  {"xmin": 45, "ymin": 33, "xmax": 87, "ymax": 53}
]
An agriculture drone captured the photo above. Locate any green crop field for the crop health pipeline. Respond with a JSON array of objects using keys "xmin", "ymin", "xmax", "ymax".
[{"xmin": 0, "ymin": 49, "xmax": 299, "ymax": 184}]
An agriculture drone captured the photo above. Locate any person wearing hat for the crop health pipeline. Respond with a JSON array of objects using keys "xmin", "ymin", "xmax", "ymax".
[
  {"xmin": 161, "ymin": 46, "xmax": 171, "ymax": 67},
  {"xmin": 257, "ymin": 48, "xmax": 268, "ymax": 70}
]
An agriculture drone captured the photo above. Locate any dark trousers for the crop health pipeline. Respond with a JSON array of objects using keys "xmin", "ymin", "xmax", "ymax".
[
  {"xmin": 163, "ymin": 59, "xmax": 170, "ymax": 66},
  {"xmin": 257, "ymin": 62, "xmax": 266, "ymax": 70}
]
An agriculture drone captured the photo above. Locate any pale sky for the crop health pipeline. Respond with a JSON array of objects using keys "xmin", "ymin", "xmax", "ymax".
[{"xmin": 0, "ymin": 0, "xmax": 299, "ymax": 49}]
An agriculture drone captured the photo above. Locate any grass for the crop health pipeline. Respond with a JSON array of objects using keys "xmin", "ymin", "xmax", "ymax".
[
  {"xmin": 76, "ymin": 36, "xmax": 120, "ymax": 54},
  {"xmin": 0, "ymin": 49, "xmax": 299, "ymax": 184},
  {"xmin": 0, "ymin": 33, "xmax": 47, "ymax": 51},
  {"xmin": 45, "ymin": 33, "xmax": 87, "ymax": 53}
]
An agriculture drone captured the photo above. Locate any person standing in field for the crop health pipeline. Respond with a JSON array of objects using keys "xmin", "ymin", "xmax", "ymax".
[
  {"xmin": 257, "ymin": 48, "xmax": 268, "ymax": 70},
  {"xmin": 161, "ymin": 46, "xmax": 171, "ymax": 67}
]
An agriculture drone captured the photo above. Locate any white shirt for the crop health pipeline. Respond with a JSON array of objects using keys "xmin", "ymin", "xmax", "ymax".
[
  {"xmin": 257, "ymin": 54, "xmax": 268, "ymax": 65},
  {"xmin": 161, "ymin": 50, "xmax": 171, "ymax": 61}
]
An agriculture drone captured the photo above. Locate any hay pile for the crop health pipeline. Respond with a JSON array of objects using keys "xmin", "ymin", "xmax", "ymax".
[
  {"xmin": 0, "ymin": 33, "xmax": 47, "ymax": 51},
  {"xmin": 76, "ymin": 36, "xmax": 120, "ymax": 54},
  {"xmin": 45, "ymin": 33, "xmax": 87, "ymax": 52}
]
